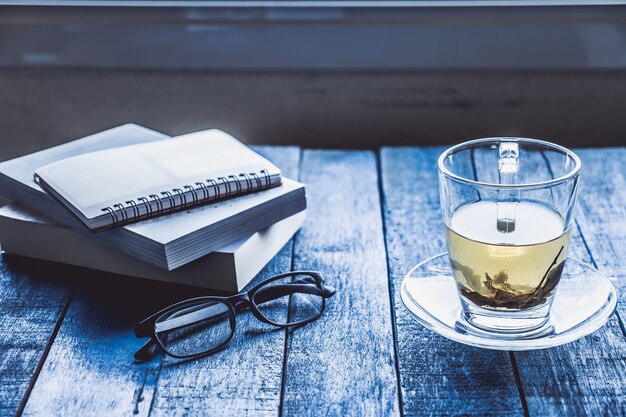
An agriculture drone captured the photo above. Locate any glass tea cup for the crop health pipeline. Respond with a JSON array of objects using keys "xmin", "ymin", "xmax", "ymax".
[{"xmin": 438, "ymin": 138, "xmax": 581, "ymax": 335}]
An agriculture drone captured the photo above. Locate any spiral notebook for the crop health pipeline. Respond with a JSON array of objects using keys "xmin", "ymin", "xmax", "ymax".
[{"xmin": 33, "ymin": 129, "xmax": 282, "ymax": 231}]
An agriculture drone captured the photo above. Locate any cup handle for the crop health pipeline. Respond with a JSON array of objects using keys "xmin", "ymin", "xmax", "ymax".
[{"xmin": 497, "ymin": 141, "xmax": 520, "ymax": 233}]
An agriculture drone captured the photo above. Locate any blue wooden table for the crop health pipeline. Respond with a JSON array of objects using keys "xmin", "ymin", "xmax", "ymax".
[{"xmin": 0, "ymin": 146, "xmax": 624, "ymax": 417}]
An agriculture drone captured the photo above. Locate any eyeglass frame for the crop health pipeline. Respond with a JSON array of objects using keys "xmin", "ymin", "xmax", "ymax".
[{"xmin": 134, "ymin": 271, "xmax": 335, "ymax": 361}]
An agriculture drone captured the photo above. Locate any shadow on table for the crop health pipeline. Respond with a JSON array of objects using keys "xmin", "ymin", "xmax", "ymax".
[
  {"xmin": 3, "ymin": 253, "xmax": 294, "ymax": 367},
  {"xmin": 2, "ymin": 253, "xmax": 243, "ymax": 325}
]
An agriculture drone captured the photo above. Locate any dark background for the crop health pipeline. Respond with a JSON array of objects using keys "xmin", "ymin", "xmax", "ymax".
[{"xmin": 1, "ymin": 4, "xmax": 625, "ymax": 159}]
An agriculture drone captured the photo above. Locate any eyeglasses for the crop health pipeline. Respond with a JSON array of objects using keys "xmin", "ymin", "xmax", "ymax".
[{"xmin": 134, "ymin": 271, "xmax": 335, "ymax": 361}]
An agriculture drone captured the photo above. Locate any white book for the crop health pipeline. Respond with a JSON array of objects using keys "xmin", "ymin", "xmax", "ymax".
[
  {"xmin": 34, "ymin": 130, "xmax": 282, "ymax": 231},
  {"xmin": 0, "ymin": 124, "xmax": 306, "ymax": 270},
  {"xmin": 0, "ymin": 204, "xmax": 306, "ymax": 292}
]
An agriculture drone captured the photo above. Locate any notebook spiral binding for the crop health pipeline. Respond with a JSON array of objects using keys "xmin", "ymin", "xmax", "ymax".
[{"xmin": 101, "ymin": 169, "xmax": 272, "ymax": 227}]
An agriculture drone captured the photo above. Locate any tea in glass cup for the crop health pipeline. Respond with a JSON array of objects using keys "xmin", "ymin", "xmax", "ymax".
[{"xmin": 438, "ymin": 138, "xmax": 581, "ymax": 334}]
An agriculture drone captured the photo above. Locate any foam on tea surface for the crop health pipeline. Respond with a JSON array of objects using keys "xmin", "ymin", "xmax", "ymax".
[{"xmin": 447, "ymin": 201, "xmax": 570, "ymax": 310}]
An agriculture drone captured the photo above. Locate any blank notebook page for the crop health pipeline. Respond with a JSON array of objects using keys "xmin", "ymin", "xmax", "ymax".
[{"xmin": 34, "ymin": 129, "xmax": 281, "ymax": 221}]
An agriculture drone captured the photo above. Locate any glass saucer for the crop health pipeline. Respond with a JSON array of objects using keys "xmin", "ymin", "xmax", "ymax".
[{"xmin": 400, "ymin": 253, "xmax": 618, "ymax": 351}]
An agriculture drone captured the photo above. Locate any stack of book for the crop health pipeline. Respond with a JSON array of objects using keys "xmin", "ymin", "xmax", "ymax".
[{"xmin": 0, "ymin": 124, "xmax": 307, "ymax": 292}]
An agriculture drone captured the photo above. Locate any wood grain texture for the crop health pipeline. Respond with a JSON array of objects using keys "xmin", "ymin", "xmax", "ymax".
[
  {"xmin": 512, "ymin": 147, "xmax": 626, "ymax": 416},
  {"xmin": 20, "ymin": 146, "xmax": 300, "ymax": 417},
  {"xmin": 0, "ymin": 257, "xmax": 71, "ymax": 417},
  {"xmin": 21, "ymin": 271, "xmax": 169, "ymax": 417},
  {"xmin": 474, "ymin": 145, "xmax": 626, "ymax": 416},
  {"xmin": 381, "ymin": 147, "xmax": 524, "ymax": 417},
  {"xmin": 514, "ymin": 314, "xmax": 626, "ymax": 417},
  {"xmin": 573, "ymin": 148, "xmax": 626, "ymax": 316},
  {"xmin": 281, "ymin": 150, "xmax": 400, "ymax": 417}
]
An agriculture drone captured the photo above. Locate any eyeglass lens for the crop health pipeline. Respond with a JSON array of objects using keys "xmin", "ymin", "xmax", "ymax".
[
  {"xmin": 252, "ymin": 273, "xmax": 324, "ymax": 325},
  {"xmin": 155, "ymin": 299, "xmax": 234, "ymax": 357}
]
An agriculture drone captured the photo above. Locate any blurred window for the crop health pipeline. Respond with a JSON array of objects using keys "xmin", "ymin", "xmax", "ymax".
[{"xmin": 0, "ymin": 3, "xmax": 625, "ymax": 69}]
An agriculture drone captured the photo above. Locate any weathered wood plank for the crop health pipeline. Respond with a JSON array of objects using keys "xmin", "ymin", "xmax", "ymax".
[
  {"xmin": 515, "ymin": 315, "xmax": 626, "ymax": 416},
  {"xmin": 281, "ymin": 150, "xmax": 400, "ymax": 416},
  {"xmin": 381, "ymin": 147, "xmax": 524, "ymax": 417},
  {"xmin": 513, "ymin": 147, "xmax": 626, "ymax": 416},
  {"xmin": 473, "ymin": 145, "xmax": 626, "ymax": 416},
  {"xmin": 573, "ymin": 148, "xmax": 626, "ymax": 315},
  {"xmin": 0, "ymin": 258, "xmax": 71, "ymax": 417},
  {"xmin": 20, "ymin": 269, "xmax": 194, "ymax": 417},
  {"xmin": 21, "ymin": 147, "xmax": 300, "ymax": 417}
]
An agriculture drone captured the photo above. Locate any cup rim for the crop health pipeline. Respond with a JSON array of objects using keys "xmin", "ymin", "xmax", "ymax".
[{"xmin": 437, "ymin": 137, "xmax": 582, "ymax": 190}]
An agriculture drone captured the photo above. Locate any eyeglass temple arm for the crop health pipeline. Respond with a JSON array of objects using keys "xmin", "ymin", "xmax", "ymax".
[
  {"xmin": 250, "ymin": 281, "xmax": 336, "ymax": 307},
  {"xmin": 135, "ymin": 300, "xmax": 214, "ymax": 338},
  {"xmin": 134, "ymin": 339, "xmax": 158, "ymax": 362}
]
